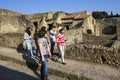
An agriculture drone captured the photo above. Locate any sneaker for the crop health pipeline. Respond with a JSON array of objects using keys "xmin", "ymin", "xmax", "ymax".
[
  {"xmin": 62, "ymin": 62, "xmax": 66, "ymax": 65},
  {"xmin": 54, "ymin": 58, "xmax": 58, "ymax": 62}
]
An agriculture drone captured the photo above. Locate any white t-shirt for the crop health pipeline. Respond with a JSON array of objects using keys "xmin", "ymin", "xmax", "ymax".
[
  {"xmin": 50, "ymin": 30, "xmax": 56, "ymax": 42},
  {"xmin": 24, "ymin": 32, "xmax": 31, "ymax": 40}
]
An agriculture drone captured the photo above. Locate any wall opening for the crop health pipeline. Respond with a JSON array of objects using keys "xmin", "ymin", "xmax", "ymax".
[
  {"xmin": 48, "ymin": 24, "xmax": 53, "ymax": 31},
  {"xmin": 66, "ymin": 25, "xmax": 70, "ymax": 30},
  {"xmin": 102, "ymin": 25, "xmax": 117, "ymax": 35},
  {"xmin": 33, "ymin": 22, "xmax": 38, "ymax": 28},
  {"xmin": 87, "ymin": 29, "xmax": 92, "ymax": 34}
]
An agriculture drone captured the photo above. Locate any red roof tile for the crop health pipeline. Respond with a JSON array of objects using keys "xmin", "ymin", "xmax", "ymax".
[
  {"xmin": 74, "ymin": 15, "xmax": 90, "ymax": 19},
  {"xmin": 62, "ymin": 14, "xmax": 79, "ymax": 19},
  {"xmin": 62, "ymin": 13, "xmax": 90, "ymax": 20}
]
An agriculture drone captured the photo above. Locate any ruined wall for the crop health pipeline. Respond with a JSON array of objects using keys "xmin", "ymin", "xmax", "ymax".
[
  {"xmin": 94, "ymin": 20, "xmax": 102, "ymax": 36},
  {"xmin": 65, "ymin": 43, "xmax": 120, "ymax": 67},
  {"xmin": 0, "ymin": 15, "xmax": 34, "ymax": 34},
  {"xmin": 82, "ymin": 16, "xmax": 95, "ymax": 35},
  {"xmin": 0, "ymin": 33, "xmax": 23, "ymax": 48},
  {"xmin": 83, "ymin": 33, "xmax": 117, "ymax": 47},
  {"xmin": 0, "ymin": 16, "xmax": 22, "ymax": 34},
  {"xmin": 116, "ymin": 22, "xmax": 120, "ymax": 36},
  {"xmin": 65, "ymin": 29, "xmax": 83, "ymax": 45},
  {"xmin": 0, "ymin": 28, "xmax": 83, "ymax": 49}
]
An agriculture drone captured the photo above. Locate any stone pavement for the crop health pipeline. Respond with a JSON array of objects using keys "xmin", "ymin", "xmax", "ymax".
[{"xmin": 0, "ymin": 46, "xmax": 120, "ymax": 80}]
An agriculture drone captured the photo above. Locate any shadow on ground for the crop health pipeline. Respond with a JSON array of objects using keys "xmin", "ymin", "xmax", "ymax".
[
  {"xmin": 0, "ymin": 65, "xmax": 39, "ymax": 80},
  {"xmin": 16, "ymin": 43, "xmax": 40, "ymax": 79}
]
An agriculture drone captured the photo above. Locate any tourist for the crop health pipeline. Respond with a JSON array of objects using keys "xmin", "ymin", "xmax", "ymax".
[
  {"xmin": 35, "ymin": 26, "xmax": 49, "ymax": 59},
  {"xmin": 41, "ymin": 26, "xmax": 50, "ymax": 45},
  {"xmin": 49, "ymin": 26, "xmax": 57, "ymax": 56},
  {"xmin": 38, "ymin": 30, "xmax": 52, "ymax": 80},
  {"xmin": 34, "ymin": 28, "xmax": 40, "ymax": 58},
  {"xmin": 24, "ymin": 27, "xmax": 34, "ymax": 58},
  {"xmin": 56, "ymin": 28, "xmax": 66, "ymax": 65}
]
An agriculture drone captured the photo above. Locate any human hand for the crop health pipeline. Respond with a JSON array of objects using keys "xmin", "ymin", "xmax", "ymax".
[
  {"xmin": 42, "ymin": 57, "xmax": 45, "ymax": 62},
  {"xmin": 65, "ymin": 39, "xmax": 68, "ymax": 42}
]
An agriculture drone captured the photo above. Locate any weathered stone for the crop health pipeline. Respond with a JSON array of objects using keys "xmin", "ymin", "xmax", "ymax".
[{"xmin": 65, "ymin": 43, "xmax": 120, "ymax": 67}]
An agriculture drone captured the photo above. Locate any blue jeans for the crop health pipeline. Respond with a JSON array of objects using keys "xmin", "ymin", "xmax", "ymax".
[
  {"xmin": 25, "ymin": 39, "xmax": 34, "ymax": 57},
  {"xmin": 35, "ymin": 40, "xmax": 40, "ymax": 57},
  {"xmin": 41, "ymin": 54, "xmax": 48, "ymax": 78},
  {"xmin": 50, "ymin": 41, "xmax": 55, "ymax": 55}
]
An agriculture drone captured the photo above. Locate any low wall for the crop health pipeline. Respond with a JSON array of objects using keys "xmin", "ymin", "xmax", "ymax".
[
  {"xmin": 0, "ymin": 33, "xmax": 23, "ymax": 48},
  {"xmin": 65, "ymin": 44, "xmax": 120, "ymax": 67},
  {"xmin": 83, "ymin": 33, "xmax": 117, "ymax": 46}
]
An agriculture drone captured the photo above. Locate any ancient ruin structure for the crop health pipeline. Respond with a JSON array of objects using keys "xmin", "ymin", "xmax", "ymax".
[{"xmin": 0, "ymin": 9, "xmax": 120, "ymax": 67}]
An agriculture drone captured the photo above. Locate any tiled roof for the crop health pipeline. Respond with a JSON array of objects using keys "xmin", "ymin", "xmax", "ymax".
[
  {"xmin": 62, "ymin": 13, "xmax": 90, "ymax": 20},
  {"xmin": 74, "ymin": 15, "xmax": 90, "ymax": 19},
  {"xmin": 62, "ymin": 14, "xmax": 79, "ymax": 19}
]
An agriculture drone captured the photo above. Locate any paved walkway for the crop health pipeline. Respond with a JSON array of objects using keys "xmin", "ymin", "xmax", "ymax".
[{"xmin": 0, "ymin": 46, "xmax": 120, "ymax": 80}]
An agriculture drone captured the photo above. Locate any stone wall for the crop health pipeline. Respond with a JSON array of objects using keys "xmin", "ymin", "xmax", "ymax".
[
  {"xmin": 65, "ymin": 43, "xmax": 120, "ymax": 67},
  {"xmin": 0, "ymin": 15, "xmax": 34, "ymax": 34},
  {"xmin": 64, "ymin": 29, "xmax": 83, "ymax": 45},
  {"xmin": 0, "ymin": 28, "xmax": 83, "ymax": 49},
  {"xmin": 82, "ymin": 15, "xmax": 95, "ymax": 35},
  {"xmin": 83, "ymin": 33, "xmax": 117, "ymax": 46},
  {"xmin": 0, "ymin": 16, "xmax": 20, "ymax": 34},
  {"xmin": 94, "ymin": 20, "xmax": 102, "ymax": 36},
  {"xmin": 0, "ymin": 33, "xmax": 23, "ymax": 48}
]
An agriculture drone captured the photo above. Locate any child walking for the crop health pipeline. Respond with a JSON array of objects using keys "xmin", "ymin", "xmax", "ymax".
[{"xmin": 56, "ymin": 28, "xmax": 66, "ymax": 65}]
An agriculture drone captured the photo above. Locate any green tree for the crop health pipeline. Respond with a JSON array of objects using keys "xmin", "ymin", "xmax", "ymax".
[{"xmin": 92, "ymin": 11, "xmax": 108, "ymax": 19}]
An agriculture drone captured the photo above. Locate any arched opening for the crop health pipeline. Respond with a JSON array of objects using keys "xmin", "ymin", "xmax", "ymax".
[
  {"xmin": 87, "ymin": 29, "xmax": 92, "ymax": 34},
  {"xmin": 66, "ymin": 26, "xmax": 70, "ymax": 30},
  {"xmin": 102, "ymin": 25, "xmax": 117, "ymax": 35},
  {"xmin": 48, "ymin": 24, "xmax": 53, "ymax": 31},
  {"xmin": 33, "ymin": 22, "xmax": 38, "ymax": 28}
]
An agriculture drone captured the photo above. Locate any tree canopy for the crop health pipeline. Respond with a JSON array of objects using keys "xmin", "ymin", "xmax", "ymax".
[{"xmin": 92, "ymin": 11, "xmax": 108, "ymax": 19}]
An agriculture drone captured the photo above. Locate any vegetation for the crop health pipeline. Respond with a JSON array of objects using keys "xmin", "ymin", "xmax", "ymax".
[
  {"xmin": 92, "ymin": 11, "xmax": 108, "ymax": 19},
  {"xmin": 92, "ymin": 11, "xmax": 120, "ymax": 19}
]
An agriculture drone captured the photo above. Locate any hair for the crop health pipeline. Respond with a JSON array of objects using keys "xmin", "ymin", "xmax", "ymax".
[
  {"xmin": 38, "ymin": 30, "xmax": 47, "ymax": 38},
  {"xmin": 52, "ymin": 26, "xmax": 56, "ymax": 28},
  {"xmin": 41, "ymin": 26, "xmax": 46, "ymax": 31},
  {"xmin": 25, "ymin": 27, "xmax": 32, "ymax": 36},
  {"xmin": 59, "ymin": 28, "xmax": 64, "ymax": 33}
]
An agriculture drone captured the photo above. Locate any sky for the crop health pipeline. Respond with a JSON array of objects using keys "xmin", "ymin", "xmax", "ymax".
[{"xmin": 0, "ymin": 0, "xmax": 119, "ymax": 14}]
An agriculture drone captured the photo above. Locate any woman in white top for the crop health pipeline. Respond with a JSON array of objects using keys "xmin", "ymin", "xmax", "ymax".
[
  {"xmin": 49, "ymin": 26, "xmax": 57, "ymax": 56},
  {"xmin": 24, "ymin": 27, "xmax": 34, "ymax": 58}
]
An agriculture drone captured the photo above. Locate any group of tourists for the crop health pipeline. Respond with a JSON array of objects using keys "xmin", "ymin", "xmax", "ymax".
[{"xmin": 23, "ymin": 25, "xmax": 66, "ymax": 80}]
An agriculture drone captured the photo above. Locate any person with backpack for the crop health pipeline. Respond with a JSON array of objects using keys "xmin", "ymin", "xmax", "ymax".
[{"xmin": 24, "ymin": 27, "xmax": 34, "ymax": 58}]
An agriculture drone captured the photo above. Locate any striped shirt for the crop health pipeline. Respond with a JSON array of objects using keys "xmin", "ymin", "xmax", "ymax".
[{"xmin": 56, "ymin": 33, "xmax": 65, "ymax": 46}]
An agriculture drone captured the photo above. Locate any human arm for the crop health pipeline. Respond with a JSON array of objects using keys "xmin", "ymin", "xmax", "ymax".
[
  {"xmin": 56, "ymin": 34, "xmax": 65, "ymax": 43},
  {"xmin": 50, "ymin": 30, "xmax": 56, "ymax": 36},
  {"xmin": 47, "ymin": 43, "xmax": 51, "ymax": 56},
  {"xmin": 38, "ymin": 43, "xmax": 44, "ymax": 62}
]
